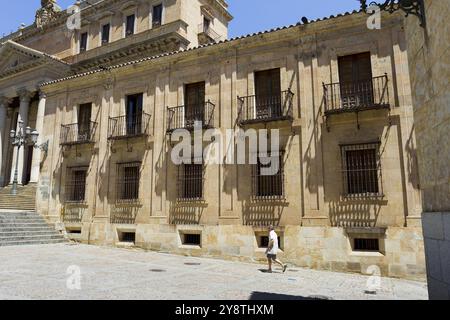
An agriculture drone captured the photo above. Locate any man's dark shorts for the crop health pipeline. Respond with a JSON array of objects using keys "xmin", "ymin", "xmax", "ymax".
[{"xmin": 267, "ymin": 254, "xmax": 277, "ymax": 260}]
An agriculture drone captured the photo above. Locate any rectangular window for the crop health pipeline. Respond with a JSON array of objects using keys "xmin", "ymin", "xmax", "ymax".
[
  {"xmin": 101, "ymin": 23, "xmax": 110, "ymax": 44},
  {"xmin": 126, "ymin": 93, "xmax": 143, "ymax": 136},
  {"xmin": 338, "ymin": 52, "xmax": 374, "ymax": 108},
  {"xmin": 79, "ymin": 32, "xmax": 88, "ymax": 52},
  {"xmin": 152, "ymin": 4, "xmax": 163, "ymax": 28},
  {"xmin": 126, "ymin": 14, "xmax": 135, "ymax": 36},
  {"xmin": 341, "ymin": 143, "xmax": 382, "ymax": 197},
  {"xmin": 252, "ymin": 152, "xmax": 284, "ymax": 199},
  {"xmin": 203, "ymin": 17, "xmax": 210, "ymax": 33},
  {"xmin": 117, "ymin": 162, "xmax": 141, "ymax": 201},
  {"xmin": 184, "ymin": 82, "xmax": 205, "ymax": 129},
  {"xmin": 65, "ymin": 167, "xmax": 88, "ymax": 202},
  {"xmin": 178, "ymin": 163, "xmax": 204, "ymax": 200},
  {"xmin": 77, "ymin": 103, "xmax": 92, "ymax": 142},
  {"xmin": 254, "ymin": 69, "xmax": 282, "ymax": 119}
]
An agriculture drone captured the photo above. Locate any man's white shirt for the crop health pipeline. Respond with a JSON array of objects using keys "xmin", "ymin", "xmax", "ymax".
[{"xmin": 267, "ymin": 230, "xmax": 278, "ymax": 255}]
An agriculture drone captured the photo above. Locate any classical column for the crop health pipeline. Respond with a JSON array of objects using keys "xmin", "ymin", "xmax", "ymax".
[
  {"xmin": 10, "ymin": 89, "xmax": 33, "ymax": 185},
  {"xmin": 30, "ymin": 91, "xmax": 46, "ymax": 183},
  {"xmin": 0, "ymin": 96, "xmax": 11, "ymax": 187}
]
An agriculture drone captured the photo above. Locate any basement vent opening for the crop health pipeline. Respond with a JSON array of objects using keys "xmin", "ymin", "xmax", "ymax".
[
  {"xmin": 182, "ymin": 233, "xmax": 201, "ymax": 246},
  {"xmin": 66, "ymin": 229, "xmax": 82, "ymax": 234},
  {"xmin": 256, "ymin": 234, "xmax": 283, "ymax": 250},
  {"xmin": 119, "ymin": 232, "xmax": 136, "ymax": 243},
  {"xmin": 353, "ymin": 238, "xmax": 380, "ymax": 252}
]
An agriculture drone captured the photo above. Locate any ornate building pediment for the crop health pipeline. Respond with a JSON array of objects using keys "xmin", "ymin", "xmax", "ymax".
[{"xmin": 0, "ymin": 40, "xmax": 69, "ymax": 79}]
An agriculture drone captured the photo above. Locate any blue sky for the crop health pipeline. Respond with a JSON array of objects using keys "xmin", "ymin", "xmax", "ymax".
[{"xmin": 1, "ymin": 0, "xmax": 359, "ymax": 39}]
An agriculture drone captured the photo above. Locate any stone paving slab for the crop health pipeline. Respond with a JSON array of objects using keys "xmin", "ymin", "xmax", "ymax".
[{"xmin": 0, "ymin": 243, "xmax": 428, "ymax": 300}]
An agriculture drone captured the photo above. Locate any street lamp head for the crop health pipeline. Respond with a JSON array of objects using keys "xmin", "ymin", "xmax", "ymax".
[{"xmin": 30, "ymin": 130, "xmax": 39, "ymax": 144}]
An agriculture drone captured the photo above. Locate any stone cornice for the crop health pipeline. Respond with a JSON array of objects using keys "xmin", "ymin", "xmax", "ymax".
[{"xmin": 41, "ymin": 10, "xmax": 404, "ymax": 89}]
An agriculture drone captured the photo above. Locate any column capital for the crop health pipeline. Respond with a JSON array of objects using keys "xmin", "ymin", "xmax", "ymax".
[
  {"xmin": 17, "ymin": 88, "xmax": 34, "ymax": 103},
  {"xmin": 0, "ymin": 96, "xmax": 12, "ymax": 107},
  {"xmin": 39, "ymin": 91, "xmax": 47, "ymax": 100}
]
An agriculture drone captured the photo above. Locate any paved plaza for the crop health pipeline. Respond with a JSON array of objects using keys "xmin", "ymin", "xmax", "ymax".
[{"xmin": 0, "ymin": 244, "xmax": 428, "ymax": 300}]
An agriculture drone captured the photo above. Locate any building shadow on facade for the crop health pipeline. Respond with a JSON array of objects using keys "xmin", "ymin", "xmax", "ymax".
[
  {"xmin": 110, "ymin": 202, "xmax": 142, "ymax": 224},
  {"xmin": 328, "ymin": 199, "xmax": 386, "ymax": 227},
  {"xmin": 242, "ymin": 200, "xmax": 288, "ymax": 226},
  {"xmin": 169, "ymin": 201, "xmax": 207, "ymax": 225}
]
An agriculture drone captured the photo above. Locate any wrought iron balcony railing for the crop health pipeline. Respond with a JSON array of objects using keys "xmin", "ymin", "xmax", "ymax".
[
  {"xmin": 323, "ymin": 75, "xmax": 390, "ymax": 115},
  {"xmin": 108, "ymin": 112, "xmax": 151, "ymax": 140},
  {"xmin": 238, "ymin": 90, "xmax": 294, "ymax": 125},
  {"xmin": 60, "ymin": 121, "xmax": 97, "ymax": 146},
  {"xmin": 167, "ymin": 101, "xmax": 215, "ymax": 132}
]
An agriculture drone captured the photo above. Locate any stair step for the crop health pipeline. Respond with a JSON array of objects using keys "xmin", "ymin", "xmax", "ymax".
[
  {"xmin": 0, "ymin": 227, "xmax": 55, "ymax": 232},
  {"xmin": 0, "ymin": 234, "xmax": 65, "ymax": 241},
  {"xmin": 0, "ymin": 230, "xmax": 61, "ymax": 237},
  {"xmin": 0, "ymin": 239, "xmax": 67, "ymax": 247}
]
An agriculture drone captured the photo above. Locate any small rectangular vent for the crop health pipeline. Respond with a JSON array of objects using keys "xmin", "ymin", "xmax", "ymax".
[
  {"xmin": 354, "ymin": 238, "xmax": 380, "ymax": 252},
  {"xmin": 119, "ymin": 232, "xmax": 136, "ymax": 243},
  {"xmin": 183, "ymin": 234, "xmax": 201, "ymax": 246}
]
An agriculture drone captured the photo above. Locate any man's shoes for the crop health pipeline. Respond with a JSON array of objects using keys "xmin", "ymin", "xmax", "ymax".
[
  {"xmin": 283, "ymin": 265, "xmax": 287, "ymax": 273},
  {"xmin": 267, "ymin": 270, "xmax": 273, "ymax": 273}
]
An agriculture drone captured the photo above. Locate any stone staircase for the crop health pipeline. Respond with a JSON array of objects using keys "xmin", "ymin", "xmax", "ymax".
[
  {"xmin": 0, "ymin": 211, "xmax": 66, "ymax": 247},
  {"xmin": 0, "ymin": 185, "xmax": 36, "ymax": 211}
]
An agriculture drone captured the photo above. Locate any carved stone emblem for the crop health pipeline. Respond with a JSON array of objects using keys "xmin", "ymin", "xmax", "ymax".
[{"xmin": 35, "ymin": 0, "xmax": 61, "ymax": 28}]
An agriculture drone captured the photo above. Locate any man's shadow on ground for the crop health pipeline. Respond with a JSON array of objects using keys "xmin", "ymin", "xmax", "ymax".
[{"xmin": 249, "ymin": 291, "xmax": 329, "ymax": 300}]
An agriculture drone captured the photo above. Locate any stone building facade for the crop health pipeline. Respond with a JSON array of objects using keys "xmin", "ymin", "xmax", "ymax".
[
  {"xmin": 404, "ymin": 0, "xmax": 450, "ymax": 298},
  {"xmin": 0, "ymin": 0, "xmax": 426, "ymax": 280}
]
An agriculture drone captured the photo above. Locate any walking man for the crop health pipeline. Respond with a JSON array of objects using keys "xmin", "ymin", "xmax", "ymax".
[{"xmin": 265, "ymin": 225, "xmax": 287, "ymax": 273}]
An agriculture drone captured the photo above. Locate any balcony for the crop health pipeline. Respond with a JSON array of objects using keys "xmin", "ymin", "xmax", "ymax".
[
  {"xmin": 323, "ymin": 75, "xmax": 390, "ymax": 115},
  {"xmin": 60, "ymin": 122, "xmax": 97, "ymax": 146},
  {"xmin": 167, "ymin": 101, "xmax": 215, "ymax": 132},
  {"xmin": 108, "ymin": 112, "xmax": 151, "ymax": 140},
  {"xmin": 198, "ymin": 23, "xmax": 220, "ymax": 45},
  {"xmin": 238, "ymin": 90, "xmax": 294, "ymax": 125}
]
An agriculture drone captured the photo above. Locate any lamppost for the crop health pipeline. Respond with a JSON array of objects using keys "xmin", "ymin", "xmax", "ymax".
[
  {"xmin": 9, "ymin": 120, "xmax": 39, "ymax": 195},
  {"xmin": 359, "ymin": 0, "xmax": 426, "ymax": 27}
]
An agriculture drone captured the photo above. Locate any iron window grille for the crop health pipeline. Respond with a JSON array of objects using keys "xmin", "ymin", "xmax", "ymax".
[
  {"xmin": 252, "ymin": 152, "xmax": 285, "ymax": 200},
  {"xmin": 353, "ymin": 238, "xmax": 380, "ymax": 252},
  {"xmin": 177, "ymin": 161, "xmax": 205, "ymax": 201},
  {"xmin": 65, "ymin": 167, "xmax": 88, "ymax": 203},
  {"xmin": 116, "ymin": 162, "xmax": 141, "ymax": 202},
  {"xmin": 341, "ymin": 142, "xmax": 383, "ymax": 198}
]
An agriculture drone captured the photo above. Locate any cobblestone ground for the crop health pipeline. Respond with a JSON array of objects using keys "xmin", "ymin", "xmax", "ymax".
[{"xmin": 0, "ymin": 243, "xmax": 428, "ymax": 300}]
